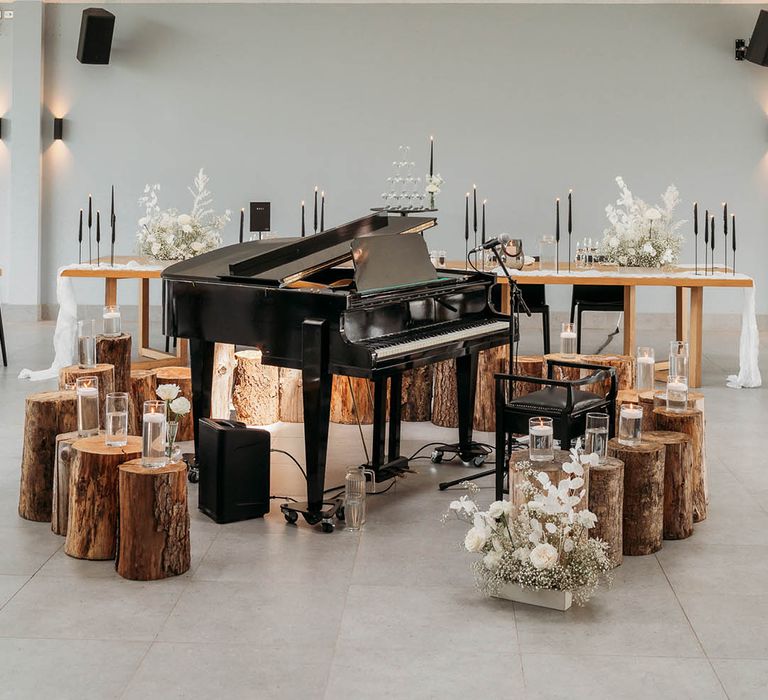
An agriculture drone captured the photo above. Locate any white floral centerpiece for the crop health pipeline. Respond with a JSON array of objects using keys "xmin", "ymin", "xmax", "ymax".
[
  {"xmin": 137, "ymin": 168, "xmax": 231, "ymax": 261},
  {"xmin": 444, "ymin": 443, "xmax": 612, "ymax": 608},
  {"xmin": 425, "ymin": 173, "xmax": 445, "ymax": 209},
  {"xmin": 597, "ymin": 176, "xmax": 685, "ymax": 268}
]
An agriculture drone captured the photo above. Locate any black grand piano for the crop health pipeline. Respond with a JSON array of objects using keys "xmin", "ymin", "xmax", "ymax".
[{"xmin": 163, "ymin": 212, "xmax": 515, "ymax": 530}]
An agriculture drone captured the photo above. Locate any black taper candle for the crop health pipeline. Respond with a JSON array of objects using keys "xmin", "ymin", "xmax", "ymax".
[
  {"xmin": 239, "ymin": 208, "xmax": 244, "ymax": 243},
  {"xmin": 110, "ymin": 186, "xmax": 115, "ymax": 226},
  {"xmin": 78, "ymin": 209, "xmax": 83, "ymax": 265},
  {"xmin": 429, "ymin": 136, "xmax": 434, "ymax": 178},
  {"xmin": 555, "ymin": 198, "xmax": 560, "ymax": 274},
  {"xmin": 567, "ymin": 189, "xmax": 573, "ymax": 272},
  {"xmin": 732, "ymin": 214, "xmax": 736, "ymax": 275},
  {"xmin": 723, "ymin": 202, "xmax": 728, "ymax": 271},
  {"xmin": 88, "ymin": 194, "xmax": 93, "ymax": 265},
  {"xmin": 472, "ymin": 185, "xmax": 478, "ymax": 256},
  {"xmin": 313, "ymin": 186, "xmax": 318, "ymax": 234},
  {"xmin": 710, "ymin": 215, "xmax": 715, "ymax": 275},
  {"xmin": 96, "ymin": 211, "xmax": 101, "ymax": 266},
  {"xmin": 464, "ymin": 193, "xmax": 469, "ymax": 270},
  {"xmin": 110, "ymin": 186, "xmax": 116, "ymax": 267},
  {"xmin": 301, "ymin": 201, "xmax": 306, "ymax": 237},
  {"xmin": 481, "ymin": 199, "xmax": 486, "ymax": 245},
  {"xmin": 693, "ymin": 202, "xmax": 698, "ymax": 275},
  {"xmin": 320, "ymin": 191, "xmax": 325, "ymax": 232},
  {"xmin": 704, "ymin": 208, "xmax": 709, "ymax": 275}
]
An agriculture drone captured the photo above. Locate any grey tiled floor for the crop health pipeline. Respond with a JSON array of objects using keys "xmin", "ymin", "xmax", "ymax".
[{"xmin": 0, "ymin": 317, "xmax": 766, "ymax": 699}]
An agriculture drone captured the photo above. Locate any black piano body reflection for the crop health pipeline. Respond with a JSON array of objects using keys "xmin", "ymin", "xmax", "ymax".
[{"xmin": 163, "ymin": 213, "xmax": 515, "ymax": 529}]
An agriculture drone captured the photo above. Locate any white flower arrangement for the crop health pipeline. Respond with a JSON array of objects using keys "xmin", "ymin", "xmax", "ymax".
[
  {"xmin": 598, "ymin": 177, "xmax": 685, "ymax": 268},
  {"xmin": 444, "ymin": 442, "xmax": 612, "ymax": 606},
  {"xmin": 169, "ymin": 396, "xmax": 191, "ymax": 417},
  {"xmin": 425, "ymin": 173, "xmax": 445, "ymax": 209},
  {"xmin": 137, "ymin": 168, "xmax": 231, "ymax": 261}
]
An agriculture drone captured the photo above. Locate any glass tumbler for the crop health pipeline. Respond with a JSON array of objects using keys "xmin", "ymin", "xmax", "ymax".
[
  {"xmin": 584, "ymin": 412, "xmax": 609, "ymax": 463},
  {"xmin": 529, "ymin": 417, "xmax": 554, "ymax": 462},
  {"xmin": 76, "ymin": 376, "xmax": 100, "ymax": 437},
  {"xmin": 142, "ymin": 400, "xmax": 167, "ymax": 468},
  {"xmin": 618, "ymin": 403, "xmax": 643, "ymax": 446},
  {"xmin": 105, "ymin": 392, "xmax": 129, "ymax": 447},
  {"xmin": 77, "ymin": 319, "xmax": 96, "ymax": 368},
  {"xmin": 560, "ymin": 322, "xmax": 577, "ymax": 357},
  {"xmin": 636, "ymin": 346, "xmax": 655, "ymax": 391}
]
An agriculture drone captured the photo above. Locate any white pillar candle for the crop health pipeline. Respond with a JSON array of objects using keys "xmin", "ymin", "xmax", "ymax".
[
  {"xmin": 620, "ymin": 406, "xmax": 643, "ymax": 420},
  {"xmin": 76, "ymin": 387, "xmax": 98, "ymax": 396},
  {"xmin": 666, "ymin": 381, "xmax": 687, "ymax": 392},
  {"xmin": 529, "ymin": 424, "xmax": 554, "ymax": 437},
  {"xmin": 637, "ymin": 356, "xmax": 654, "ymax": 365},
  {"xmin": 560, "ymin": 331, "xmax": 577, "ymax": 340}
]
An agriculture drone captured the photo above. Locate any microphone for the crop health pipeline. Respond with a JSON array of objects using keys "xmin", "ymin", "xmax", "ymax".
[{"xmin": 469, "ymin": 234, "xmax": 510, "ymax": 253}]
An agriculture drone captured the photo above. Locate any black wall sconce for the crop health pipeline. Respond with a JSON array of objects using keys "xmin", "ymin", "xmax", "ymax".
[
  {"xmin": 736, "ymin": 10, "xmax": 768, "ymax": 65},
  {"xmin": 53, "ymin": 117, "xmax": 64, "ymax": 140}
]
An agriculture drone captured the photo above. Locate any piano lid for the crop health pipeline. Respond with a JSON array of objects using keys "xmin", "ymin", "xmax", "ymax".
[{"xmin": 226, "ymin": 213, "xmax": 436, "ymax": 285}]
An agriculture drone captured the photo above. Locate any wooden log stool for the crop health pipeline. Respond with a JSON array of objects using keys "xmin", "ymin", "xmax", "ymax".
[
  {"xmin": 645, "ymin": 430, "xmax": 694, "ymax": 540},
  {"xmin": 156, "ymin": 366, "xmax": 195, "ymax": 440},
  {"xmin": 653, "ymin": 407, "xmax": 707, "ymax": 523},
  {"xmin": 509, "ymin": 354, "xmax": 544, "ymax": 399},
  {"xmin": 231, "ymin": 351, "xmax": 279, "ymax": 427},
  {"xmin": 65, "ymin": 435, "xmax": 142, "ymax": 560},
  {"xmin": 509, "ymin": 450, "xmax": 590, "ymax": 514},
  {"xmin": 210, "ymin": 343, "xmax": 236, "ymax": 419},
  {"xmin": 546, "ymin": 353, "xmax": 633, "ymax": 396},
  {"xmin": 278, "ymin": 368, "xmax": 303, "ymax": 423},
  {"xmin": 587, "ymin": 456, "xmax": 625, "ymax": 568},
  {"xmin": 401, "ymin": 366, "xmax": 434, "ymax": 422},
  {"xmin": 474, "ymin": 346, "xmax": 508, "ymax": 432},
  {"xmin": 18, "ymin": 390, "xmax": 78, "ymax": 522},
  {"xmin": 638, "ymin": 391, "xmax": 660, "ymax": 433},
  {"xmin": 96, "ymin": 334, "xmax": 131, "ymax": 394},
  {"xmin": 51, "ymin": 431, "xmax": 80, "ymax": 536},
  {"xmin": 58, "ymin": 364, "xmax": 115, "ymax": 428},
  {"xmin": 331, "ymin": 376, "xmax": 374, "ymax": 424},
  {"xmin": 129, "ymin": 369, "xmax": 157, "ymax": 435},
  {"xmin": 432, "ymin": 359, "xmax": 458, "ymax": 428},
  {"xmin": 607, "ymin": 438, "xmax": 665, "ymax": 556},
  {"xmin": 543, "ymin": 354, "xmax": 581, "ymax": 383},
  {"xmin": 116, "ymin": 459, "xmax": 191, "ymax": 581}
]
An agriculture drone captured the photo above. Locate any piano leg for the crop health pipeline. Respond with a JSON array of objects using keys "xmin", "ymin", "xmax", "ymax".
[
  {"xmin": 371, "ymin": 378, "xmax": 388, "ymax": 469},
  {"xmin": 387, "ymin": 372, "xmax": 402, "ymax": 462},
  {"xmin": 189, "ymin": 338, "xmax": 215, "ymax": 452},
  {"xmin": 456, "ymin": 352, "xmax": 479, "ymax": 457}
]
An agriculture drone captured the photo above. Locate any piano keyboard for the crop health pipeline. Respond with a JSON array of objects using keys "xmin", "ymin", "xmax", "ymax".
[{"xmin": 370, "ymin": 319, "xmax": 511, "ymax": 360}]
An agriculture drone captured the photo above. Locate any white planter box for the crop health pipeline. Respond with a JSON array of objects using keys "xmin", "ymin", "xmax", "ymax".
[{"xmin": 493, "ymin": 583, "xmax": 572, "ymax": 611}]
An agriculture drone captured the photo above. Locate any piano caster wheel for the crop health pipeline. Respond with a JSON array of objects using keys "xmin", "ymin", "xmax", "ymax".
[
  {"xmin": 284, "ymin": 511, "xmax": 299, "ymax": 525},
  {"xmin": 320, "ymin": 520, "xmax": 335, "ymax": 533},
  {"xmin": 336, "ymin": 507, "xmax": 346, "ymax": 522},
  {"xmin": 187, "ymin": 468, "xmax": 199, "ymax": 484},
  {"xmin": 472, "ymin": 455, "xmax": 487, "ymax": 468},
  {"xmin": 430, "ymin": 450, "xmax": 444, "ymax": 464}
]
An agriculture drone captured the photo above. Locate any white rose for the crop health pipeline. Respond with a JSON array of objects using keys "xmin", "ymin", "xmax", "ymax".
[
  {"xmin": 191, "ymin": 241, "xmax": 204, "ymax": 251},
  {"xmin": 156, "ymin": 383, "xmax": 181, "ymax": 401},
  {"xmin": 151, "ymin": 243, "xmax": 161, "ymax": 256},
  {"xmin": 577, "ymin": 510, "xmax": 598, "ymax": 529},
  {"xmin": 641, "ymin": 242, "xmax": 655, "ymax": 255},
  {"xmin": 178, "ymin": 214, "xmax": 192, "ymax": 226},
  {"xmin": 487, "ymin": 501, "xmax": 507, "ymax": 520},
  {"xmin": 170, "ymin": 396, "xmax": 191, "ymax": 416},
  {"xmin": 464, "ymin": 526, "xmax": 488, "ymax": 553},
  {"xmin": 529, "ymin": 543, "xmax": 559, "ymax": 570},
  {"xmin": 182, "ymin": 224, "xmax": 193, "ymax": 234},
  {"xmin": 483, "ymin": 550, "xmax": 502, "ymax": 571}
]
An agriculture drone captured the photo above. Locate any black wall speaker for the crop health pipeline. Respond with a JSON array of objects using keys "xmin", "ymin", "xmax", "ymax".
[
  {"xmin": 747, "ymin": 10, "xmax": 768, "ymax": 66},
  {"xmin": 77, "ymin": 8, "xmax": 115, "ymax": 65},
  {"xmin": 250, "ymin": 202, "xmax": 271, "ymax": 233}
]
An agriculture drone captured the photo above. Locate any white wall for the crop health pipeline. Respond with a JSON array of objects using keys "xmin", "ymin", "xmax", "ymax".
[
  {"xmin": 0, "ymin": 10, "xmax": 11, "ymax": 303},
  {"xmin": 11, "ymin": 3, "xmax": 768, "ymax": 313}
]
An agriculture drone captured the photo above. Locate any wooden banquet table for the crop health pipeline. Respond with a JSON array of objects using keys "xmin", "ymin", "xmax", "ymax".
[
  {"xmin": 60, "ymin": 256, "xmax": 187, "ymax": 369},
  {"xmin": 452, "ymin": 262, "xmax": 753, "ymax": 388}
]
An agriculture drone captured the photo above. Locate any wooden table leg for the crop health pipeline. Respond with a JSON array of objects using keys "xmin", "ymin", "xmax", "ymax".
[
  {"xmin": 689, "ymin": 287, "xmax": 703, "ymax": 388},
  {"xmin": 138, "ymin": 278, "xmax": 150, "ymax": 352},
  {"xmin": 623, "ymin": 285, "xmax": 636, "ymax": 355},
  {"xmin": 675, "ymin": 287, "xmax": 689, "ymax": 342},
  {"xmin": 104, "ymin": 278, "xmax": 118, "ymax": 306}
]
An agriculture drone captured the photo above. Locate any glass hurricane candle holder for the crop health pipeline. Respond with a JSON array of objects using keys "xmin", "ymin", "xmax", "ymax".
[
  {"xmin": 636, "ymin": 346, "xmax": 655, "ymax": 391},
  {"xmin": 77, "ymin": 319, "xmax": 96, "ymax": 368},
  {"xmin": 344, "ymin": 466, "xmax": 367, "ymax": 531},
  {"xmin": 560, "ymin": 322, "xmax": 577, "ymax": 357},
  {"xmin": 142, "ymin": 400, "xmax": 167, "ymax": 468},
  {"xmin": 105, "ymin": 392, "xmax": 129, "ymax": 447},
  {"xmin": 585, "ymin": 412, "xmax": 609, "ymax": 463},
  {"xmin": 529, "ymin": 417, "xmax": 554, "ymax": 462},
  {"xmin": 102, "ymin": 305, "xmax": 121, "ymax": 337},
  {"xmin": 539, "ymin": 235, "xmax": 556, "ymax": 271},
  {"xmin": 669, "ymin": 340, "xmax": 689, "ymax": 381},
  {"xmin": 618, "ymin": 403, "xmax": 643, "ymax": 446},
  {"xmin": 76, "ymin": 376, "xmax": 100, "ymax": 437},
  {"xmin": 666, "ymin": 375, "xmax": 688, "ymax": 412}
]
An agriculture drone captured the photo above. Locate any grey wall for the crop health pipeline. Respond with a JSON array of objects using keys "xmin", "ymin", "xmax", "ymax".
[
  {"xmin": 0, "ymin": 11, "xmax": 11, "ymax": 302},
  {"xmin": 21, "ymin": 4, "xmax": 768, "ymax": 312}
]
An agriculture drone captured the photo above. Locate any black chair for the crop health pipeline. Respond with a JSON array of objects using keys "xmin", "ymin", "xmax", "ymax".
[
  {"xmin": 570, "ymin": 285, "xmax": 624, "ymax": 353},
  {"xmin": 494, "ymin": 359, "xmax": 617, "ymax": 500},
  {"xmin": 520, "ymin": 284, "xmax": 550, "ymax": 353},
  {"xmin": 0, "ymin": 304, "xmax": 6, "ymax": 367}
]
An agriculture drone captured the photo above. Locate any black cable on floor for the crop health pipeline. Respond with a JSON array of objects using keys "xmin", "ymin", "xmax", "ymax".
[{"xmin": 270, "ymin": 448, "xmax": 307, "ymax": 481}]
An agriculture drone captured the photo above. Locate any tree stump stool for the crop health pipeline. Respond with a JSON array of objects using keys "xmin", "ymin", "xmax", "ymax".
[
  {"xmin": 587, "ymin": 456, "xmax": 625, "ymax": 568},
  {"xmin": 156, "ymin": 366, "xmax": 195, "ymax": 441},
  {"xmin": 331, "ymin": 376, "xmax": 374, "ymax": 424},
  {"xmin": 509, "ymin": 354, "xmax": 545, "ymax": 399},
  {"xmin": 231, "ymin": 350, "xmax": 279, "ymax": 426},
  {"xmin": 615, "ymin": 389, "xmax": 639, "ymax": 430},
  {"xmin": 653, "ymin": 407, "xmax": 707, "ymax": 523},
  {"xmin": 509, "ymin": 450, "xmax": 590, "ymax": 514},
  {"xmin": 474, "ymin": 346, "xmax": 508, "ymax": 432},
  {"xmin": 278, "ymin": 368, "xmax": 303, "ymax": 423},
  {"xmin": 432, "ymin": 360, "xmax": 458, "ymax": 428},
  {"xmin": 58, "ymin": 364, "xmax": 115, "ymax": 428},
  {"xmin": 607, "ymin": 438, "xmax": 665, "ymax": 556},
  {"xmin": 65, "ymin": 435, "xmax": 142, "ymax": 560},
  {"xmin": 401, "ymin": 366, "xmax": 434, "ymax": 422},
  {"xmin": 116, "ymin": 459, "xmax": 191, "ymax": 581},
  {"xmin": 51, "ymin": 431, "xmax": 80, "ymax": 536},
  {"xmin": 210, "ymin": 343, "xmax": 236, "ymax": 419},
  {"xmin": 638, "ymin": 391, "xmax": 660, "ymax": 433},
  {"xmin": 18, "ymin": 390, "xmax": 78, "ymax": 522},
  {"xmin": 545, "ymin": 353, "xmax": 632, "ymax": 396},
  {"xmin": 96, "ymin": 334, "xmax": 131, "ymax": 394},
  {"xmin": 645, "ymin": 430, "xmax": 694, "ymax": 540},
  {"xmin": 129, "ymin": 369, "xmax": 157, "ymax": 435},
  {"xmin": 543, "ymin": 354, "xmax": 581, "ymax": 384}
]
